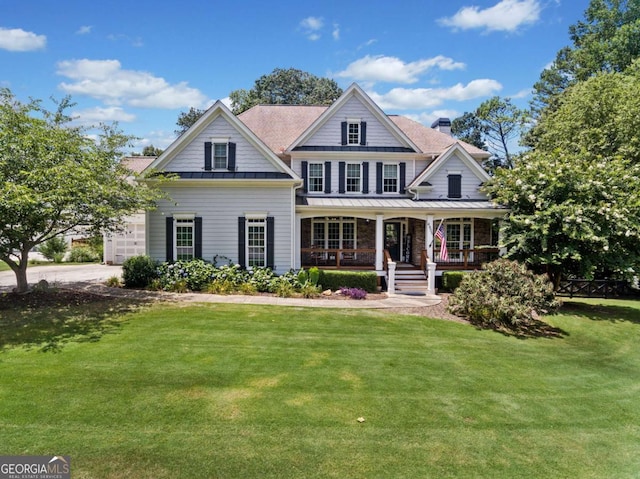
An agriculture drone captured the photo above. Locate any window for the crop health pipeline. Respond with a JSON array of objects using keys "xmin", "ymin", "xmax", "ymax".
[
  {"xmin": 175, "ymin": 218, "xmax": 194, "ymax": 261},
  {"xmin": 214, "ymin": 143, "xmax": 227, "ymax": 169},
  {"xmin": 348, "ymin": 122, "xmax": 360, "ymax": 145},
  {"xmin": 435, "ymin": 218, "xmax": 473, "ymax": 261},
  {"xmin": 448, "ymin": 174, "xmax": 462, "ymax": 198},
  {"xmin": 383, "ymin": 164, "xmax": 398, "ymax": 193},
  {"xmin": 346, "ymin": 163, "xmax": 361, "ymax": 192},
  {"xmin": 247, "ymin": 218, "xmax": 266, "ymax": 268},
  {"xmin": 312, "ymin": 217, "xmax": 356, "ymax": 249},
  {"xmin": 308, "ymin": 163, "xmax": 324, "ymax": 192}
]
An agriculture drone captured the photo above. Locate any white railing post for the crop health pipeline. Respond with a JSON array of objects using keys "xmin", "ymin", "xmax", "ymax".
[
  {"xmin": 426, "ymin": 260, "xmax": 436, "ymax": 295},
  {"xmin": 387, "ymin": 260, "xmax": 396, "ymax": 294}
]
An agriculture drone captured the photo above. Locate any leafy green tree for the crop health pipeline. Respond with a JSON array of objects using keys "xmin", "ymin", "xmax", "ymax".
[
  {"xmin": 451, "ymin": 112, "xmax": 487, "ymax": 150},
  {"xmin": 229, "ymin": 68, "xmax": 343, "ymax": 114},
  {"xmin": 0, "ymin": 89, "xmax": 164, "ymax": 292},
  {"xmin": 530, "ymin": 0, "xmax": 640, "ymax": 122},
  {"xmin": 532, "ymin": 61, "xmax": 640, "ymax": 161},
  {"xmin": 486, "ymin": 67, "xmax": 640, "ymax": 288},
  {"xmin": 142, "ymin": 145, "xmax": 163, "ymax": 156},
  {"xmin": 175, "ymin": 107, "xmax": 206, "ymax": 136}
]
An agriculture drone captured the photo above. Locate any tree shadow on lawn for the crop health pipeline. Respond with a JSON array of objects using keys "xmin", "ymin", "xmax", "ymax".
[
  {"xmin": 470, "ymin": 317, "xmax": 569, "ymax": 340},
  {"xmin": 559, "ymin": 300, "xmax": 640, "ymax": 325},
  {"xmin": 0, "ymin": 289, "xmax": 149, "ymax": 352}
]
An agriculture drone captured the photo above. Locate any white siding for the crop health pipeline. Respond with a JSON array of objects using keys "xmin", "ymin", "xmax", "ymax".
[
  {"xmin": 166, "ymin": 116, "xmax": 281, "ymax": 173},
  {"xmin": 148, "ymin": 185, "xmax": 294, "ymax": 272},
  {"xmin": 419, "ymin": 153, "xmax": 488, "ymax": 200},
  {"xmin": 304, "ymin": 96, "xmax": 404, "ymax": 147}
]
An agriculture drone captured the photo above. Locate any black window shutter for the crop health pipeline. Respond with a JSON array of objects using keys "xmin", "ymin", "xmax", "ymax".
[
  {"xmin": 448, "ymin": 174, "xmax": 462, "ymax": 198},
  {"xmin": 324, "ymin": 161, "xmax": 332, "ymax": 194},
  {"xmin": 400, "ymin": 162, "xmax": 406, "ymax": 193},
  {"xmin": 228, "ymin": 142, "xmax": 236, "ymax": 171},
  {"xmin": 165, "ymin": 217, "xmax": 174, "ymax": 262},
  {"xmin": 362, "ymin": 162, "xmax": 369, "ymax": 194},
  {"xmin": 266, "ymin": 217, "xmax": 275, "ymax": 269},
  {"xmin": 341, "ymin": 122, "xmax": 347, "ymax": 145},
  {"xmin": 204, "ymin": 142, "xmax": 212, "ymax": 171},
  {"xmin": 301, "ymin": 161, "xmax": 308, "ymax": 193},
  {"xmin": 376, "ymin": 162, "xmax": 383, "ymax": 194},
  {"xmin": 360, "ymin": 121, "xmax": 367, "ymax": 146},
  {"xmin": 238, "ymin": 217, "xmax": 246, "ymax": 268},
  {"xmin": 195, "ymin": 217, "xmax": 203, "ymax": 259},
  {"xmin": 338, "ymin": 162, "xmax": 346, "ymax": 194}
]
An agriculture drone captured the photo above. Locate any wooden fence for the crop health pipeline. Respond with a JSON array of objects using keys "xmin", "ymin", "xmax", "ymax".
[{"xmin": 556, "ymin": 279, "xmax": 632, "ymax": 298}]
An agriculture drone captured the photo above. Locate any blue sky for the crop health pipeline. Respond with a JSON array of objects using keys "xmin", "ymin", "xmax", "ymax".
[{"xmin": 1, "ymin": 0, "xmax": 589, "ymax": 152}]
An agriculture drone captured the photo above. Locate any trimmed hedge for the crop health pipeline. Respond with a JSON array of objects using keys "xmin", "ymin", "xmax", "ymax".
[
  {"xmin": 122, "ymin": 255, "xmax": 159, "ymax": 288},
  {"xmin": 442, "ymin": 271, "xmax": 466, "ymax": 292},
  {"xmin": 319, "ymin": 270, "xmax": 378, "ymax": 293}
]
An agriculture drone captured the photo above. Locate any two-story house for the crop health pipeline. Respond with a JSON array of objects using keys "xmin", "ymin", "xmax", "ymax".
[{"xmin": 143, "ymin": 83, "xmax": 505, "ymax": 289}]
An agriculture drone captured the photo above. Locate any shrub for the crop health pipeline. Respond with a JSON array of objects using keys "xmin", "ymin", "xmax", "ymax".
[
  {"xmin": 442, "ymin": 272, "xmax": 466, "ymax": 292},
  {"xmin": 156, "ymin": 259, "xmax": 217, "ymax": 291},
  {"xmin": 247, "ymin": 267, "xmax": 278, "ymax": 292},
  {"xmin": 448, "ymin": 259, "xmax": 559, "ymax": 329},
  {"xmin": 105, "ymin": 276, "xmax": 122, "ymax": 288},
  {"xmin": 299, "ymin": 282, "xmax": 321, "ymax": 298},
  {"xmin": 39, "ymin": 237, "xmax": 67, "ymax": 262},
  {"xmin": 68, "ymin": 246, "xmax": 100, "ymax": 263},
  {"xmin": 122, "ymin": 255, "xmax": 159, "ymax": 288},
  {"xmin": 319, "ymin": 270, "xmax": 378, "ymax": 293},
  {"xmin": 339, "ymin": 287, "xmax": 367, "ymax": 300}
]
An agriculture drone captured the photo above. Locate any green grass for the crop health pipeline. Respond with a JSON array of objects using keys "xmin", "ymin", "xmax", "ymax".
[{"xmin": 1, "ymin": 295, "xmax": 639, "ymax": 478}]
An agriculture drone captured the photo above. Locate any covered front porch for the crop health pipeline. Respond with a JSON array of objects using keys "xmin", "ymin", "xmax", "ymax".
[{"xmin": 296, "ymin": 214, "xmax": 502, "ymax": 272}]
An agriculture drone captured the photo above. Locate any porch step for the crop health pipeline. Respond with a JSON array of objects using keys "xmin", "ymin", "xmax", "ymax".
[{"xmin": 393, "ymin": 264, "xmax": 430, "ymax": 295}]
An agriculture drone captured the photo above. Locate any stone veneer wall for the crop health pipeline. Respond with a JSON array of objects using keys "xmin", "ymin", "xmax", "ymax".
[{"xmin": 474, "ymin": 219, "xmax": 492, "ymax": 246}]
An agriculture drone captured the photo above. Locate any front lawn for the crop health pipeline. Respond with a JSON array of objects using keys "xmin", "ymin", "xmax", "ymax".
[{"xmin": 0, "ymin": 295, "xmax": 639, "ymax": 478}]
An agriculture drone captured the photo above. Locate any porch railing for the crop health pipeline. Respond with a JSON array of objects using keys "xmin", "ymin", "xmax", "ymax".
[
  {"xmin": 435, "ymin": 247, "xmax": 500, "ymax": 269},
  {"xmin": 301, "ymin": 248, "xmax": 376, "ymax": 269}
]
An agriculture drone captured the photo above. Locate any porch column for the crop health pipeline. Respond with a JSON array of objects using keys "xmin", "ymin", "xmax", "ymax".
[
  {"xmin": 294, "ymin": 214, "xmax": 302, "ymax": 269},
  {"xmin": 375, "ymin": 214, "xmax": 384, "ymax": 270},
  {"xmin": 425, "ymin": 215, "xmax": 434, "ymax": 260},
  {"xmin": 497, "ymin": 219, "xmax": 507, "ymax": 256}
]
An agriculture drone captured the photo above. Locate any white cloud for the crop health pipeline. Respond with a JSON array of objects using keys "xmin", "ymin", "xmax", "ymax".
[
  {"xmin": 71, "ymin": 106, "xmax": 136, "ymax": 125},
  {"xmin": 133, "ymin": 130, "xmax": 177, "ymax": 150},
  {"xmin": 405, "ymin": 109, "xmax": 460, "ymax": 126},
  {"xmin": 332, "ymin": 23, "xmax": 340, "ymax": 41},
  {"xmin": 0, "ymin": 27, "xmax": 46, "ymax": 51},
  {"xmin": 510, "ymin": 88, "xmax": 531, "ymax": 99},
  {"xmin": 367, "ymin": 79, "xmax": 503, "ymax": 110},
  {"xmin": 299, "ymin": 16, "xmax": 324, "ymax": 40},
  {"xmin": 438, "ymin": 0, "xmax": 541, "ymax": 33},
  {"xmin": 56, "ymin": 59, "xmax": 209, "ymax": 109},
  {"xmin": 76, "ymin": 25, "xmax": 92, "ymax": 35},
  {"xmin": 336, "ymin": 55, "xmax": 465, "ymax": 84}
]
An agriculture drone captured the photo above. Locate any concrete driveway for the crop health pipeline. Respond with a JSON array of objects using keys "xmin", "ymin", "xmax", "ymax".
[{"xmin": 0, "ymin": 264, "xmax": 123, "ymax": 291}]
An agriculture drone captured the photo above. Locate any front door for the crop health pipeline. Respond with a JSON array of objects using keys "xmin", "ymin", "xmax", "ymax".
[{"xmin": 385, "ymin": 222, "xmax": 401, "ymax": 261}]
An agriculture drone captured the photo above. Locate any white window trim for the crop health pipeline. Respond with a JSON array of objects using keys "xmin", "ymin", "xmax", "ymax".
[
  {"xmin": 382, "ymin": 163, "xmax": 399, "ymax": 194},
  {"xmin": 347, "ymin": 120, "xmax": 360, "ymax": 146},
  {"xmin": 174, "ymin": 217, "xmax": 195, "ymax": 261},
  {"xmin": 246, "ymin": 218, "xmax": 267, "ymax": 269},
  {"xmin": 311, "ymin": 217, "xmax": 357, "ymax": 249},
  {"xmin": 435, "ymin": 218, "xmax": 474, "ymax": 261},
  {"xmin": 308, "ymin": 162, "xmax": 324, "ymax": 193},
  {"xmin": 346, "ymin": 162, "xmax": 362, "ymax": 194}
]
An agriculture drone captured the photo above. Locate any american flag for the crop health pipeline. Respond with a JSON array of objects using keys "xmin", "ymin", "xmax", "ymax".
[{"xmin": 435, "ymin": 223, "xmax": 448, "ymax": 261}]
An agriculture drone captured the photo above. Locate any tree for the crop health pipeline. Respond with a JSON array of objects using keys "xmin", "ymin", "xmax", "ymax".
[
  {"xmin": 142, "ymin": 145, "xmax": 163, "ymax": 156},
  {"xmin": 0, "ymin": 89, "xmax": 163, "ymax": 292},
  {"xmin": 530, "ymin": 0, "xmax": 640, "ymax": 121},
  {"xmin": 451, "ymin": 112, "xmax": 487, "ymax": 151},
  {"xmin": 175, "ymin": 107, "xmax": 206, "ymax": 136},
  {"xmin": 485, "ymin": 67, "xmax": 640, "ymax": 288},
  {"xmin": 229, "ymin": 68, "xmax": 343, "ymax": 114}
]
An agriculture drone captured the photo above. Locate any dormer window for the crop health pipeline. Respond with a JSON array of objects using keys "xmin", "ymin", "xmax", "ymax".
[
  {"xmin": 214, "ymin": 143, "xmax": 228, "ymax": 169},
  {"xmin": 348, "ymin": 121, "xmax": 360, "ymax": 145},
  {"xmin": 448, "ymin": 172, "xmax": 462, "ymax": 198},
  {"xmin": 204, "ymin": 139, "xmax": 236, "ymax": 171},
  {"xmin": 341, "ymin": 120, "xmax": 367, "ymax": 146}
]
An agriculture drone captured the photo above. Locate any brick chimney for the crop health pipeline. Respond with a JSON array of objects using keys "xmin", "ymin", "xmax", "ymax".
[{"xmin": 430, "ymin": 118, "xmax": 451, "ymax": 136}]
